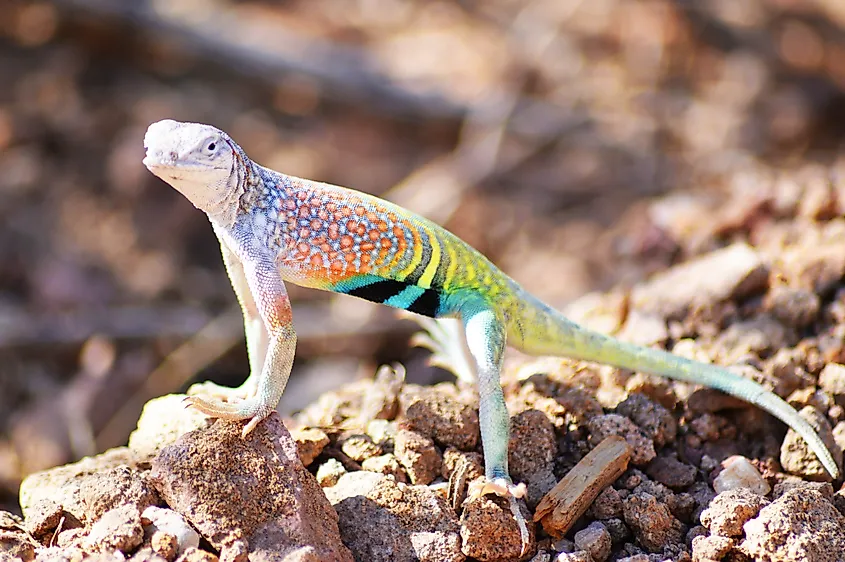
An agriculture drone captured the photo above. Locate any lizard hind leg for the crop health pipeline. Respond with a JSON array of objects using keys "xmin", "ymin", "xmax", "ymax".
[
  {"xmin": 460, "ymin": 300, "xmax": 530, "ymax": 555},
  {"xmin": 460, "ymin": 302, "xmax": 525, "ymax": 500}
]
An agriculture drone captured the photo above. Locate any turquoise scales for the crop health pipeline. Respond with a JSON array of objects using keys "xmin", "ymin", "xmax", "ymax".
[{"xmin": 142, "ymin": 120, "xmax": 840, "ymax": 519}]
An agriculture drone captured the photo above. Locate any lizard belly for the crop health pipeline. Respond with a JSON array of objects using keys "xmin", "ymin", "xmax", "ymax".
[{"xmin": 278, "ymin": 256, "xmax": 444, "ymax": 318}]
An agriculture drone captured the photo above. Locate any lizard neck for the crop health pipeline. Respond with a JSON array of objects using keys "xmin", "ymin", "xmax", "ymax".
[{"xmin": 206, "ymin": 144, "xmax": 261, "ymax": 228}]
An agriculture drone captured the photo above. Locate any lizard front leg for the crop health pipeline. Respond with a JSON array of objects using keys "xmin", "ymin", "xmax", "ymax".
[
  {"xmin": 187, "ymin": 239, "xmax": 268, "ymax": 401},
  {"xmin": 187, "ymin": 243, "xmax": 296, "ymax": 437}
]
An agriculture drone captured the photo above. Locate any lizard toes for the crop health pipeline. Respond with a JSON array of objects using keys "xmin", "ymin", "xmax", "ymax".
[
  {"xmin": 185, "ymin": 395, "xmax": 275, "ymax": 438},
  {"xmin": 467, "ymin": 477, "xmax": 527, "ymax": 501},
  {"xmin": 186, "ymin": 380, "xmax": 249, "ymax": 401},
  {"xmin": 184, "ymin": 395, "xmax": 245, "ymax": 418}
]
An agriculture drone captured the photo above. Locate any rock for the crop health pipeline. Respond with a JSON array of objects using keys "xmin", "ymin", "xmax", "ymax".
[
  {"xmin": 713, "ymin": 315, "xmax": 796, "ymax": 361},
  {"xmin": 22, "ymin": 498, "xmax": 63, "ymax": 537},
  {"xmin": 585, "ymin": 487, "xmax": 623, "ymax": 520},
  {"xmin": 365, "ymin": 419, "xmax": 397, "ymax": 449},
  {"xmin": 0, "ymin": 511, "xmax": 27, "ymax": 532},
  {"xmin": 587, "ymin": 415, "xmax": 656, "ymax": 465},
  {"xmin": 26, "ymin": 546, "xmax": 85, "ymax": 562},
  {"xmin": 771, "ymin": 479, "xmax": 833, "ymax": 500},
  {"xmin": 359, "ymin": 363, "xmax": 404, "ymax": 421},
  {"xmin": 834, "ymin": 421, "xmax": 845, "ymax": 462},
  {"xmin": 632, "ymin": 478, "xmax": 672, "ymax": 503},
  {"xmin": 818, "ymin": 363, "xmax": 845, "ymax": 407},
  {"xmin": 573, "ymin": 521, "xmax": 611, "ymax": 562},
  {"xmin": 339, "ymin": 433, "xmax": 382, "ymax": 463},
  {"xmin": 394, "ymin": 429, "xmax": 442, "ymax": 486},
  {"xmin": 128, "ymin": 395, "xmax": 211, "ymax": 460},
  {"xmin": 401, "ymin": 385, "xmax": 479, "ymax": 451},
  {"xmin": 527, "ymin": 551, "xmax": 551, "ymax": 562},
  {"xmin": 360, "ymin": 454, "xmax": 407, "ymax": 482},
  {"xmin": 688, "ymin": 482, "xmax": 717, "ymax": 523},
  {"xmin": 84, "ymin": 504, "xmax": 144, "ymax": 554},
  {"xmin": 460, "ymin": 494, "xmax": 534, "ymax": 561},
  {"xmin": 56, "ymin": 527, "xmax": 86, "ymax": 549},
  {"xmin": 142, "ymin": 506, "xmax": 200, "ymax": 557},
  {"xmin": 602, "ymin": 517, "xmax": 629, "ymax": 544},
  {"xmin": 441, "ymin": 449, "xmax": 484, "ymax": 483},
  {"xmin": 150, "ymin": 414, "xmax": 353, "ymax": 562},
  {"xmin": 294, "ymin": 379, "xmax": 371, "ymax": 428},
  {"xmin": 740, "ymin": 489, "xmax": 845, "ymax": 561},
  {"xmin": 691, "ymin": 535, "xmax": 734, "ymax": 562},
  {"xmin": 325, "ymin": 472, "xmax": 464, "ymax": 562},
  {"xmin": 316, "ymin": 459, "xmax": 347, "ymax": 488},
  {"xmin": 0, "ymin": 514, "xmax": 37, "ymax": 562},
  {"xmin": 700, "ymin": 488, "xmax": 769, "ymax": 537},
  {"xmin": 630, "ymin": 243, "xmax": 768, "ymax": 320},
  {"xmin": 762, "ymin": 348, "xmax": 809, "ymax": 397},
  {"xmin": 151, "ymin": 530, "xmax": 179, "ymax": 561},
  {"xmin": 616, "ymin": 310, "xmax": 669, "ymax": 347},
  {"xmin": 219, "ymin": 537, "xmax": 249, "ymax": 562},
  {"xmin": 19, "ymin": 447, "xmax": 158, "ymax": 529},
  {"xmin": 324, "ymin": 471, "xmax": 383, "ymax": 502},
  {"xmin": 507, "ymin": 409, "xmax": 557, "ymax": 506},
  {"xmin": 645, "ymin": 455, "xmax": 696, "ymax": 490},
  {"xmin": 615, "ymin": 394, "xmax": 677, "ymax": 447},
  {"xmin": 622, "ymin": 492, "xmax": 684, "ymax": 553},
  {"xmin": 780, "ymin": 406, "xmax": 841, "ymax": 479},
  {"xmin": 290, "ymin": 427, "xmax": 329, "ymax": 467},
  {"xmin": 667, "ymin": 492, "xmax": 696, "ymax": 523},
  {"xmin": 712, "ymin": 456, "xmax": 770, "ymax": 495},
  {"xmin": 777, "ymin": 219, "xmax": 845, "ymax": 294},
  {"xmin": 687, "ymin": 411, "xmax": 726, "ymax": 442},
  {"xmin": 765, "ymin": 285, "xmax": 820, "ymax": 328}
]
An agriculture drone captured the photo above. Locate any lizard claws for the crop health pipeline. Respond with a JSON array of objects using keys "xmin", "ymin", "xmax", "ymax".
[{"xmin": 467, "ymin": 477, "xmax": 527, "ymax": 501}]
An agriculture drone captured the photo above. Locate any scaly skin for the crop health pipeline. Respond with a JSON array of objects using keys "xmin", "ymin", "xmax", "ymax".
[{"xmin": 143, "ymin": 119, "xmax": 840, "ymax": 499}]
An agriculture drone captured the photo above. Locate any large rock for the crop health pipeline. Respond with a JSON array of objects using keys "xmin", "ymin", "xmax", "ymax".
[{"xmin": 150, "ymin": 414, "xmax": 353, "ymax": 562}]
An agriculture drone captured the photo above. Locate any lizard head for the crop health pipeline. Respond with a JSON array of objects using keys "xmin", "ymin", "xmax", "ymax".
[{"xmin": 143, "ymin": 119, "xmax": 241, "ymax": 218}]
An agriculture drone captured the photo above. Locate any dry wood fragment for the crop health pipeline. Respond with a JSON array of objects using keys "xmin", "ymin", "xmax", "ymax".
[{"xmin": 533, "ymin": 435, "xmax": 631, "ymax": 537}]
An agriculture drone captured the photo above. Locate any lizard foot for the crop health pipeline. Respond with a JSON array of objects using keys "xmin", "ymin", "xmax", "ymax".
[
  {"xmin": 186, "ymin": 380, "xmax": 254, "ymax": 402},
  {"xmin": 184, "ymin": 394, "xmax": 273, "ymax": 437},
  {"xmin": 467, "ymin": 477, "xmax": 527, "ymax": 502}
]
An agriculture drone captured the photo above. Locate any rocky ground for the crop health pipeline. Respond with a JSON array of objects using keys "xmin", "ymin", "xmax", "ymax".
[
  {"xmin": 4, "ymin": 169, "xmax": 845, "ymax": 561},
  {"xmin": 5, "ymin": 1, "xmax": 845, "ymax": 561}
]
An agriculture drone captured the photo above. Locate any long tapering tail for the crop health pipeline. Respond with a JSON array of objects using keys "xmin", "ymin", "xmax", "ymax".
[{"xmin": 509, "ymin": 292, "xmax": 840, "ymax": 479}]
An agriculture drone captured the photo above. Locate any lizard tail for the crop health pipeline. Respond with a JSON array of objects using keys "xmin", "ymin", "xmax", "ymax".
[{"xmin": 508, "ymin": 291, "xmax": 840, "ymax": 479}]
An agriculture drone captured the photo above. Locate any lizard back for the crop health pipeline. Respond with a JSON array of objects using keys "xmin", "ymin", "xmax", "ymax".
[{"xmin": 251, "ymin": 168, "xmax": 514, "ymax": 318}]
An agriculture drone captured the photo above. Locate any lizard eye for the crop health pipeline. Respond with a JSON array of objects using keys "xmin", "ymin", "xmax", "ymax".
[{"xmin": 201, "ymin": 136, "xmax": 219, "ymax": 156}]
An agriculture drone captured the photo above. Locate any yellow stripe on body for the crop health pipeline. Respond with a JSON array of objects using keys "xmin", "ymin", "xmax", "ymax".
[
  {"xmin": 416, "ymin": 228, "xmax": 442, "ymax": 289},
  {"xmin": 444, "ymin": 239, "xmax": 461, "ymax": 289}
]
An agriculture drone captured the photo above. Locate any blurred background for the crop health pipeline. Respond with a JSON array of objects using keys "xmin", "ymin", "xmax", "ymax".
[{"xmin": 2, "ymin": 0, "xmax": 845, "ymax": 513}]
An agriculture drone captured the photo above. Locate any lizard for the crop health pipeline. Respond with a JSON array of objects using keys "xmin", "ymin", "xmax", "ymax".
[{"xmin": 142, "ymin": 119, "xmax": 840, "ymax": 506}]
